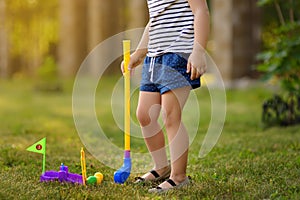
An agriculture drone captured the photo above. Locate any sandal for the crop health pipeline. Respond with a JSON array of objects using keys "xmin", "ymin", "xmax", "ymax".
[
  {"xmin": 148, "ymin": 177, "xmax": 190, "ymax": 193},
  {"xmin": 134, "ymin": 167, "xmax": 171, "ymax": 184}
]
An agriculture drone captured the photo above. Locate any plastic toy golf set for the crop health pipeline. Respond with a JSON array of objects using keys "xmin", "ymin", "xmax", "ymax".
[
  {"xmin": 27, "ymin": 40, "xmax": 132, "ymax": 185},
  {"xmin": 27, "ymin": 137, "xmax": 103, "ymax": 185}
]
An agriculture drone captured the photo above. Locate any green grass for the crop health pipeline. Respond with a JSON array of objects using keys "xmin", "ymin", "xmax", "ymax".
[{"xmin": 0, "ymin": 77, "xmax": 299, "ymax": 199}]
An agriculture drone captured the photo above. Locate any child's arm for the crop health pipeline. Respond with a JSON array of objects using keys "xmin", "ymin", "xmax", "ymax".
[
  {"xmin": 186, "ymin": 0, "xmax": 210, "ymax": 80},
  {"xmin": 121, "ymin": 22, "xmax": 150, "ymax": 73},
  {"xmin": 135, "ymin": 21, "xmax": 150, "ymax": 59}
]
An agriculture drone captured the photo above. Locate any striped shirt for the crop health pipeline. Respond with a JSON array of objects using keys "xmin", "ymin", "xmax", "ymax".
[{"xmin": 147, "ymin": 0, "xmax": 194, "ymax": 57}]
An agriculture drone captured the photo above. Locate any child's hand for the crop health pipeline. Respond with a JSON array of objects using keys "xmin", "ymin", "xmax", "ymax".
[
  {"xmin": 186, "ymin": 44, "xmax": 207, "ymax": 80},
  {"xmin": 120, "ymin": 50, "xmax": 146, "ymax": 74}
]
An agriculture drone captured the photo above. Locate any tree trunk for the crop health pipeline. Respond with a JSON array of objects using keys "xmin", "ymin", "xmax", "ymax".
[
  {"xmin": 87, "ymin": 0, "xmax": 124, "ymax": 49},
  {"xmin": 124, "ymin": 0, "xmax": 148, "ymax": 49},
  {"xmin": 127, "ymin": 0, "xmax": 148, "ymax": 29},
  {"xmin": 211, "ymin": 0, "xmax": 261, "ymax": 83},
  {"xmin": 0, "ymin": 0, "xmax": 9, "ymax": 78},
  {"xmin": 211, "ymin": 0, "xmax": 233, "ymax": 82},
  {"xmin": 87, "ymin": 0, "xmax": 102, "ymax": 52},
  {"xmin": 87, "ymin": 0, "xmax": 126, "ymax": 75},
  {"xmin": 58, "ymin": 0, "xmax": 88, "ymax": 77}
]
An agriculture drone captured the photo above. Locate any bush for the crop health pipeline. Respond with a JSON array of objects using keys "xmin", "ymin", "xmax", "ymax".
[
  {"xmin": 262, "ymin": 94, "xmax": 300, "ymax": 127},
  {"xmin": 257, "ymin": 0, "xmax": 300, "ymax": 126},
  {"xmin": 35, "ymin": 56, "xmax": 63, "ymax": 92},
  {"xmin": 257, "ymin": 23, "xmax": 300, "ymax": 96}
]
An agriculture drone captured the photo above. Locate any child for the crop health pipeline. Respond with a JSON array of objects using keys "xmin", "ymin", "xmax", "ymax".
[{"xmin": 121, "ymin": 0, "xmax": 210, "ymax": 193}]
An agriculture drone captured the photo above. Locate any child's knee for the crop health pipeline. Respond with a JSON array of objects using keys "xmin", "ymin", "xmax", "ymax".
[
  {"xmin": 136, "ymin": 108, "xmax": 150, "ymax": 126},
  {"xmin": 136, "ymin": 104, "xmax": 161, "ymax": 127},
  {"xmin": 162, "ymin": 109, "xmax": 181, "ymax": 129}
]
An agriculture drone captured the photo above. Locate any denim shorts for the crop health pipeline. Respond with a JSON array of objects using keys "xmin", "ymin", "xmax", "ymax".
[{"xmin": 140, "ymin": 53, "xmax": 201, "ymax": 94}]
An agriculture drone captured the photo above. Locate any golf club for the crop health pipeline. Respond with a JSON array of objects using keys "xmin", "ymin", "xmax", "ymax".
[{"xmin": 114, "ymin": 40, "xmax": 131, "ymax": 184}]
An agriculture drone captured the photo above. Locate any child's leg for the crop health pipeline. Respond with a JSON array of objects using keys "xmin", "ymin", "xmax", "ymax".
[
  {"xmin": 136, "ymin": 91, "xmax": 169, "ymax": 178},
  {"xmin": 161, "ymin": 86, "xmax": 191, "ymax": 185}
]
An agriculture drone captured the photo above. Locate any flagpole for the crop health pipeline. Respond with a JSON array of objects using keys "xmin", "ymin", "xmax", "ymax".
[
  {"xmin": 42, "ymin": 153, "xmax": 46, "ymax": 174},
  {"xmin": 42, "ymin": 137, "xmax": 46, "ymax": 174}
]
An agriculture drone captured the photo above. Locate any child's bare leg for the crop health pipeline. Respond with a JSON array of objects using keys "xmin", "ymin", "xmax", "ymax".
[
  {"xmin": 160, "ymin": 87, "xmax": 190, "ymax": 186},
  {"xmin": 136, "ymin": 91, "xmax": 169, "ymax": 179}
]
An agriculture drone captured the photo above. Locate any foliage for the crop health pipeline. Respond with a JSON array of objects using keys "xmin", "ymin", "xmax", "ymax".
[
  {"xmin": 37, "ymin": 56, "xmax": 57, "ymax": 80},
  {"xmin": 257, "ymin": 0, "xmax": 300, "ymax": 96},
  {"xmin": 257, "ymin": 23, "xmax": 300, "ymax": 96},
  {"xmin": 257, "ymin": 0, "xmax": 300, "ymax": 126},
  {"xmin": 262, "ymin": 94, "xmax": 300, "ymax": 127},
  {"xmin": 5, "ymin": 0, "xmax": 58, "ymax": 74},
  {"xmin": 35, "ymin": 56, "xmax": 62, "ymax": 93}
]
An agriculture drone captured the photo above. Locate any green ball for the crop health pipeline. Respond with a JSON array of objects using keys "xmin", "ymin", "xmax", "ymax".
[{"xmin": 86, "ymin": 176, "xmax": 97, "ymax": 185}]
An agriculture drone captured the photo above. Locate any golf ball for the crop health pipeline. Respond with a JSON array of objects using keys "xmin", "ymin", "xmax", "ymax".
[
  {"xmin": 94, "ymin": 172, "xmax": 103, "ymax": 184},
  {"xmin": 86, "ymin": 176, "xmax": 97, "ymax": 185}
]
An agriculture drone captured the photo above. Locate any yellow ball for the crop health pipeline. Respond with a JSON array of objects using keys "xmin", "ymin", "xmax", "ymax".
[{"xmin": 94, "ymin": 172, "xmax": 103, "ymax": 184}]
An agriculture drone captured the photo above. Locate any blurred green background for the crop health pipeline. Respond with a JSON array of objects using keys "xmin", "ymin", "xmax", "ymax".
[{"xmin": 2, "ymin": 0, "xmax": 296, "ymax": 81}]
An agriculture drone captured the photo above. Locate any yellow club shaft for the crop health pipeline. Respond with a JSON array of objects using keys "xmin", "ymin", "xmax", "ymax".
[{"xmin": 123, "ymin": 40, "xmax": 131, "ymax": 151}]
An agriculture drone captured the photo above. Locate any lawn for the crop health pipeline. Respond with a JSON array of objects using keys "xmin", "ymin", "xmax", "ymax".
[{"xmin": 0, "ymin": 77, "xmax": 299, "ymax": 199}]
